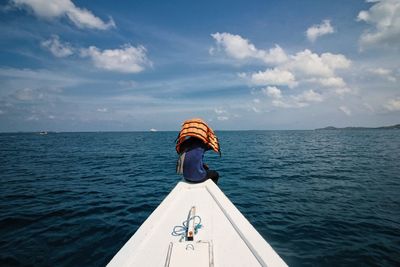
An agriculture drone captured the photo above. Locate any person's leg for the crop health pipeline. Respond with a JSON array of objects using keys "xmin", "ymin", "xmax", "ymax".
[{"xmin": 206, "ymin": 170, "xmax": 219, "ymax": 184}]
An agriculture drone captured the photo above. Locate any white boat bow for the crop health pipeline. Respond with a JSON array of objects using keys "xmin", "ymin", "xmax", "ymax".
[{"xmin": 108, "ymin": 179, "xmax": 287, "ymax": 267}]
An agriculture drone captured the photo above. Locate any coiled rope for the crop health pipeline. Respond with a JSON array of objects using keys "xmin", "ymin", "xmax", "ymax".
[{"xmin": 171, "ymin": 215, "xmax": 202, "ymax": 239}]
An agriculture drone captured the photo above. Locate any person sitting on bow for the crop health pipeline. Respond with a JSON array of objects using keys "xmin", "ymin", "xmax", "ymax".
[{"xmin": 176, "ymin": 118, "xmax": 220, "ymax": 184}]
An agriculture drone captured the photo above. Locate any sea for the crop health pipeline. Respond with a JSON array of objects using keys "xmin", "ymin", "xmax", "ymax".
[{"xmin": 0, "ymin": 130, "xmax": 399, "ymax": 266}]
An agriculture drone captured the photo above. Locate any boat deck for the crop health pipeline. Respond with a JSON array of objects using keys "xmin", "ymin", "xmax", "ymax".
[{"xmin": 108, "ymin": 180, "xmax": 287, "ymax": 267}]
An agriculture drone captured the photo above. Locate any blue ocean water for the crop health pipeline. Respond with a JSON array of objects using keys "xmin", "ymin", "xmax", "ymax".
[{"xmin": 0, "ymin": 130, "xmax": 399, "ymax": 266}]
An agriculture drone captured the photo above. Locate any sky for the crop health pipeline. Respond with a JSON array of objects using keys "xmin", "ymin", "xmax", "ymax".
[{"xmin": 0, "ymin": 0, "xmax": 399, "ymax": 131}]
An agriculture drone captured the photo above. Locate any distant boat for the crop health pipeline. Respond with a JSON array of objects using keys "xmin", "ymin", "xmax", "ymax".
[
  {"xmin": 38, "ymin": 131, "xmax": 48, "ymax": 135},
  {"xmin": 108, "ymin": 180, "xmax": 287, "ymax": 267},
  {"xmin": 150, "ymin": 128, "xmax": 158, "ymax": 132}
]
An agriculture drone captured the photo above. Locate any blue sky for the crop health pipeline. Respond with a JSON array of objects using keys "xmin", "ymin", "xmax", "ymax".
[{"xmin": 0, "ymin": 0, "xmax": 399, "ymax": 131}]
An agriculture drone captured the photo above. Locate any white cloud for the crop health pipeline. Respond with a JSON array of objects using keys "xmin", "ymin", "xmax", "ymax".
[
  {"xmin": 271, "ymin": 99, "xmax": 289, "ymax": 108},
  {"xmin": 284, "ymin": 50, "xmax": 351, "ymax": 94},
  {"xmin": 40, "ymin": 36, "xmax": 151, "ymax": 74},
  {"xmin": 339, "ymin": 105, "xmax": 352, "ymax": 115},
  {"xmin": 211, "ymin": 32, "xmax": 352, "ymax": 99},
  {"xmin": 262, "ymin": 86, "xmax": 282, "ymax": 99},
  {"xmin": 286, "ymin": 50, "xmax": 351, "ymax": 78},
  {"xmin": 211, "ymin": 33, "xmax": 351, "ymax": 81},
  {"xmin": 272, "ymin": 99, "xmax": 308, "ymax": 108},
  {"xmin": 320, "ymin": 53, "xmax": 351, "ymax": 70},
  {"xmin": 294, "ymin": 90, "xmax": 323, "ymax": 103},
  {"xmin": 65, "ymin": 5, "xmax": 115, "ymax": 30},
  {"xmin": 385, "ymin": 98, "xmax": 400, "ymax": 111},
  {"xmin": 214, "ymin": 107, "xmax": 227, "ymax": 114},
  {"xmin": 211, "ymin": 32, "xmax": 257, "ymax": 59},
  {"xmin": 26, "ymin": 114, "xmax": 39, "ymax": 121},
  {"xmin": 357, "ymin": 0, "xmax": 400, "ymax": 49},
  {"xmin": 334, "ymin": 87, "xmax": 352, "ymax": 95},
  {"xmin": 211, "ymin": 32, "xmax": 287, "ymax": 64},
  {"xmin": 369, "ymin": 67, "xmax": 391, "ymax": 76},
  {"xmin": 217, "ymin": 116, "xmax": 229, "ymax": 121},
  {"xmin": 368, "ymin": 67, "xmax": 396, "ymax": 81},
  {"xmin": 41, "ymin": 35, "xmax": 74, "ymax": 57},
  {"xmin": 251, "ymin": 68, "xmax": 297, "ymax": 87},
  {"xmin": 215, "ymin": 108, "xmax": 229, "ymax": 120},
  {"xmin": 259, "ymin": 45, "xmax": 288, "ymax": 64},
  {"xmin": 306, "ymin": 20, "xmax": 335, "ymax": 42},
  {"xmin": 13, "ymin": 88, "xmax": 43, "ymax": 101},
  {"xmin": 263, "ymin": 88, "xmax": 323, "ymax": 109},
  {"xmin": 11, "ymin": 0, "xmax": 115, "ymax": 30},
  {"xmin": 0, "ymin": 67, "xmax": 90, "ymax": 102},
  {"xmin": 80, "ymin": 45, "xmax": 151, "ymax": 73},
  {"xmin": 363, "ymin": 102, "xmax": 375, "ymax": 112},
  {"xmin": 237, "ymin": 72, "xmax": 247, "ymax": 79},
  {"xmin": 0, "ymin": 67, "xmax": 85, "ymax": 85},
  {"xmin": 274, "ymin": 90, "xmax": 322, "ymax": 108},
  {"xmin": 97, "ymin": 107, "xmax": 108, "ymax": 112},
  {"xmin": 211, "ymin": 33, "xmax": 351, "ymax": 78},
  {"xmin": 247, "ymin": 49, "xmax": 351, "ymax": 93},
  {"xmin": 316, "ymin": 77, "xmax": 346, "ymax": 88}
]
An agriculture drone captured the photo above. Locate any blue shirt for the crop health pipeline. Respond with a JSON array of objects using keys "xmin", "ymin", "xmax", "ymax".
[{"xmin": 183, "ymin": 144, "xmax": 207, "ymax": 182}]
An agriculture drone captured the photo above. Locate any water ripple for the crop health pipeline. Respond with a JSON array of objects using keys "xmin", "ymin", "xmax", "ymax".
[{"xmin": 0, "ymin": 130, "xmax": 399, "ymax": 266}]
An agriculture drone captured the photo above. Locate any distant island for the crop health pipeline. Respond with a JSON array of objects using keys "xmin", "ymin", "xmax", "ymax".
[{"xmin": 316, "ymin": 124, "xmax": 400, "ymax": 130}]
